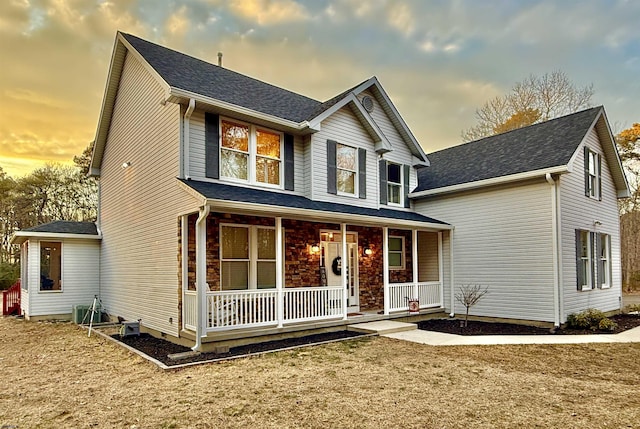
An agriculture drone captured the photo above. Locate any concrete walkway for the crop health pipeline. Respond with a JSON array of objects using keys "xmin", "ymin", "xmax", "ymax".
[{"xmin": 348, "ymin": 320, "xmax": 640, "ymax": 346}]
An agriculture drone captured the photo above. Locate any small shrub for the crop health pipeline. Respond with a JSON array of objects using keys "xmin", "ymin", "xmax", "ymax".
[
  {"xmin": 598, "ymin": 318, "xmax": 618, "ymax": 331},
  {"xmin": 624, "ymin": 303, "xmax": 640, "ymax": 313},
  {"xmin": 566, "ymin": 308, "xmax": 615, "ymax": 331}
]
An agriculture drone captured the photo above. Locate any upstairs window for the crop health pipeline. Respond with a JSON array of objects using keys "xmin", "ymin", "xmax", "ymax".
[
  {"xmin": 220, "ymin": 118, "xmax": 283, "ymax": 187},
  {"xmin": 336, "ymin": 143, "xmax": 357, "ymax": 195},
  {"xmin": 584, "ymin": 147, "xmax": 601, "ymax": 200},
  {"xmin": 387, "ymin": 163, "xmax": 402, "ymax": 206}
]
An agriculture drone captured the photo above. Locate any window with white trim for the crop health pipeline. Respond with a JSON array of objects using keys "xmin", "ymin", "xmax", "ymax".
[
  {"xmin": 220, "ymin": 118, "xmax": 283, "ymax": 187},
  {"xmin": 336, "ymin": 143, "xmax": 357, "ymax": 195},
  {"xmin": 387, "ymin": 162, "xmax": 403, "ymax": 206},
  {"xmin": 40, "ymin": 241, "xmax": 62, "ymax": 291},
  {"xmin": 220, "ymin": 224, "xmax": 277, "ymax": 290},
  {"xmin": 388, "ymin": 236, "xmax": 405, "ymax": 270},
  {"xmin": 576, "ymin": 230, "xmax": 611, "ymax": 290},
  {"xmin": 585, "ymin": 148, "xmax": 601, "ymax": 199}
]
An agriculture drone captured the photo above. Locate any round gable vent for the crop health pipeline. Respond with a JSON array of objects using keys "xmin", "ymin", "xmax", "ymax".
[{"xmin": 361, "ymin": 95, "xmax": 374, "ymax": 113}]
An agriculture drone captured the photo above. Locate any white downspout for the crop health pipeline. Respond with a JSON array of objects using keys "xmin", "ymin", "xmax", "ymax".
[
  {"xmin": 546, "ymin": 173, "xmax": 562, "ymax": 327},
  {"xmin": 192, "ymin": 203, "xmax": 210, "ymax": 351},
  {"xmin": 449, "ymin": 228, "xmax": 455, "ymax": 317},
  {"xmin": 183, "ymin": 98, "xmax": 195, "ymax": 179}
]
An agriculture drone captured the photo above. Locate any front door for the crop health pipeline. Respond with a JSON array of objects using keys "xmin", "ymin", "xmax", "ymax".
[{"xmin": 321, "ymin": 232, "xmax": 359, "ymax": 312}]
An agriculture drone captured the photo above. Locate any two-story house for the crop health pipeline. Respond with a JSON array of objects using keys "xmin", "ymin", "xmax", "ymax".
[{"xmin": 10, "ymin": 32, "xmax": 629, "ymax": 351}]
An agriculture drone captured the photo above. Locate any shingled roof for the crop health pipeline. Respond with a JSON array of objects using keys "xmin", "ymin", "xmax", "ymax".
[
  {"xmin": 179, "ymin": 179, "xmax": 448, "ymax": 227},
  {"xmin": 414, "ymin": 107, "xmax": 603, "ymax": 193},
  {"xmin": 122, "ymin": 33, "xmax": 327, "ymax": 123},
  {"xmin": 22, "ymin": 221, "xmax": 99, "ymax": 235}
]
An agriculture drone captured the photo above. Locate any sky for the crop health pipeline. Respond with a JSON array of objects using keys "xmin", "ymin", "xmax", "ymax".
[{"xmin": 1, "ymin": 0, "xmax": 639, "ymax": 177}]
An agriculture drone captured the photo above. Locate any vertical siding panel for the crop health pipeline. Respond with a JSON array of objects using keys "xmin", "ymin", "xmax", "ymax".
[{"xmin": 99, "ymin": 52, "xmax": 198, "ymax": 337}]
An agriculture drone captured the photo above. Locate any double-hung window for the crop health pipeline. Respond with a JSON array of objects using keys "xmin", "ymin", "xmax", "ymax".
[
  {"xmin": 220, "ymin": 119, "xmax": 283, "ymax": 187},
  {"xmin": 40, "ymin": 241, "xmax": 62, "ymax": 291},
  {"xmin": 220, "ymin": 224, "xmax": 277, "ymax": 290},
  {"xmin": 388, "ymin": 236, "xmax": 405, "ymax": 270},
  {"xmin": 336, "ymin": 143, "xmax": 357, "ymax": 195},
  {"xmin": 576, "ymin": 230, "xmax": 611, "ymax": 290},
  {"xmin": 387, "ymin": 163, "xmax": 402, "ymax": 206},
  {"xmin": 585, "ymin": 147, "xmax": 601, "ymax": 199}
]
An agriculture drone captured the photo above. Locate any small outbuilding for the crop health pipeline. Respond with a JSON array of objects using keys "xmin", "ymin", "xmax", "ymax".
[{"xmin": 10, "ymin": 221, "xmax": 101, "ymax": 320}]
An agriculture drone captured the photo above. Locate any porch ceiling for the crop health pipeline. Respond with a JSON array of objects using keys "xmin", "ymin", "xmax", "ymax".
[{"xmin": 178, "ymin": 179, "xmax": 450, "ymax": 230}]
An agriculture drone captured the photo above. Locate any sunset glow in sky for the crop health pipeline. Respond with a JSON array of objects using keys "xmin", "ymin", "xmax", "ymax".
[{"xmin": 1, "ymin": 0, "xmax": 639, "ymax": 177}]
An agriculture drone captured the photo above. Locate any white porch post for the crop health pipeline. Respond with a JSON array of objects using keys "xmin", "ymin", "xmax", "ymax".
[
  {"xmin": 276, "ymin": 217, "xmax": 284, "ymax": 328},
  {"xmin": 193, "ymin": 205, "xmax": 210, "ymax": 351},
  {"xmin": 412, "ymin": 229, "xmax": 419, "ymax": 304},
  {"xmin": 383, "ymin": 226, "xmax": 389, "ymax": 315},
  {"xmin": 341, "ymin": 223, "xmax": 348, "ymax": 320},
  {"xmin": 438, "ymin": 232, "xmax": 444, "ymax": 308},
  {"xmin": 449, "ymin": 228, "xmax": 456, "ymax": 317},
  {"xmin": 181, "ymin": 215, "xmax": 188, "ymax": 331}
]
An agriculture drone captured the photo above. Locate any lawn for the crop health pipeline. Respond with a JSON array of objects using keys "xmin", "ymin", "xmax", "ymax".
[{"xmin": 1, "ymin": 317, "xmax": 639, "ymax": 428}]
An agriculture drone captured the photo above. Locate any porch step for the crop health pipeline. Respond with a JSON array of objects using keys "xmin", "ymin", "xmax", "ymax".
[{"xmin": 348, "ymin": 321, "xmax": 417, "ymax": 335}]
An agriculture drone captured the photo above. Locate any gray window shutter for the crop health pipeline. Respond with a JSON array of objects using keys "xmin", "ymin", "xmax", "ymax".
[
  {"xmin": 583, "ymin": 146, "xmax": 590, "ymax": 197},
  {"xmin": 379, "ymin": 159, "xmax": 387, "ymax": 205},
  {"xmin": 590, "ymin": 232, "xmax": 597, "ymax": 289},
  {"xmin": 327, "ymin": 140, "xmax": 337, "ymax": 195},
  {"xmin": 205, "ymin": 113, "xmax": 219, "ymax": 179},
  {"xmin": 596, "ymin": 233, "xmax": 603, "ymax": 289},
  {"xmin": 403, "ymin": 164, "xmax": 410, "ymax": 208},
  {"xmin": 284, "ymin": 134, "xmax": 294, "ymax": 191},
  {"xmin": 597, "ymin": 154, "xmax": 602, "ymax": 201},
  {"xmin": 358, "ymin": 148, "xmax": 366, "ymax": 199},
  {"xmin": 576, "ymin": 229, "xmax": 584, "ymax": 290}
]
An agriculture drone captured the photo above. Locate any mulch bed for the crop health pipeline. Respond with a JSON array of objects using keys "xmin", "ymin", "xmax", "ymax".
[
  {"xmin": 418, "ymin": 313, "xmax": 640, "ymax": 336},
  {"xmin": 113, "ymin": 330, "xmax": 367, "ymax": 366}
]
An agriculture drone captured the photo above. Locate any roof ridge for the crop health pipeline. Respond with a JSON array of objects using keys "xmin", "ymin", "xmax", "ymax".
[{"xmin": 121, "ymin": 32, "xmax": 322, "ymax": 105}]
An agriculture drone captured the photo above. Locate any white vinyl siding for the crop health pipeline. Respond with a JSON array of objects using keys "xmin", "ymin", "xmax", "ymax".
[
  {"xmin": 560, "ymin": 129, "xmax": 621, "ymax": 319},
  {"xmin": 23, "ymin": 239, "xmax": 100, "ymax": 318},
  {"xmin": 415, "ymin": 181, "xmax": 556, "ymax": 322},
  {"xmin": 310, "ymin": 106, "xmax": 377, "ymax": 207},
  {"xmin": 417, "ymin": 231, "xmax": 440, "ymax": 282},
  {"xmin": 99, "ymin": 52, "xmax": 199, "ymax": 337}
]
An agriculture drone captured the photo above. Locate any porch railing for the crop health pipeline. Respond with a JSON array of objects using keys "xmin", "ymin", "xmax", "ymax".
[
  {"xmin": 183, "ymin": 291, "xmax": 197, "ymax": 331},
  {"xmin": 388, "ymin": 281, "xmax": 442, "ymax": 312},
  {"xmin": 199, "ymin": 286, "xmax": 344, "ymax": 332},
  {"xmin": 2, "ymin": 279, "xmax": 21, "ymax": 316}
]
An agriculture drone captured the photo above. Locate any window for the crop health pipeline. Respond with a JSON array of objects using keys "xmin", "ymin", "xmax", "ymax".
[
  {"xmin": 40, "ymin": 241, "xmax": 61, "ymax": 291},
  {"xmin": 585, "ymin": 148, "xmax": 601, "ymax": 199},
  {"xmin": 576, "ymin": 230, "xmax": 611, "ymax": 290},
  {"xmin": 220, "ymin": 225, "xmax": 277, "ymax": 290},
  {"xmin": 387, "ymin": 163, "xmax": 402, "ymax": 205},
  {"xmin": 336, "ymin": 143, "xmax": 357, "ymax": 195},
  {"xmin": 388, "ymin": 236, "xmax": 405, "ymax": 270},
  {"xmin": 220, "ymin": 119, "xmax": 283, "ymax": 187}
]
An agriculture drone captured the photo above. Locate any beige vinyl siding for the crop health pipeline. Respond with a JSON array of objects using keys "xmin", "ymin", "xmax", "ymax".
[
  {"xmin": 415, "ymin": 181, "xmax": 556, "ymax": 322},
  {"xmin": 559, "ymin": 129, "xmax": 622, "ymax": 319},
  {"xmin": 311, "ymin": 106, "xmax": 378, "ymax": 207},
  {"xmin": 417, "ymin": 231, "xmax": 439, "ymax": 281},
  {"xmin": 27, "ymin": 239, "xmax": 100, "ymax": 317},
  {"xmin": 360, "ymin": 90, "xmax": 418, "ymax": 197},
  {"xmin": 188, "ymin": 109, "xmax": 307, "ymax": 194},
  {"xmin": 99, "ymin": 52, "xmax": 198, "ymax": 337},
  {"xmin": 440, "ymin": 230, "xmax": 452, "ymax": 312}
]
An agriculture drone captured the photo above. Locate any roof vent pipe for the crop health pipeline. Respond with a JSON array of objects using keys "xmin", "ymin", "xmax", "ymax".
[{"xmin": 217, "ymin": 52, "xmax": 223, "ymax": 67}]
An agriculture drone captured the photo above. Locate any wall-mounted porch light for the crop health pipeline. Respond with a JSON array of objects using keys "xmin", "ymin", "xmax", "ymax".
[
  {"xmin": 121, "ymin": 161, "xmax": 132, "ymax": 169},
  {"xmin": 363, "ymin": 241, "xmax": 373, "ymax": 256},
  {"xmin": 310, "ymin": 243, "xmax": 320, "ymax": 253}
]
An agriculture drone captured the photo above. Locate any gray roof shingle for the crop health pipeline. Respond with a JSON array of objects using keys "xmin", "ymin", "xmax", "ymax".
[
  {"xmin": 415, "ymin": 107, "xmax": 602, "ymax": 192},
  {"xmin": 180, "ymin": 179, "xmax": 447, "ymax": 225},
  {"xmin": 23, "ymin": 221, "xmax": 99, "ymax": 235},
  {"xmin": 122, "ymin": 33, "xmax": 328, "ymax": 123}
]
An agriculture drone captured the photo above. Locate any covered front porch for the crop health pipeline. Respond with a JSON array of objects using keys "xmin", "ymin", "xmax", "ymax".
[{"xmin": 178, "ymin": 204, "xmax": 451, "ymax": 348}]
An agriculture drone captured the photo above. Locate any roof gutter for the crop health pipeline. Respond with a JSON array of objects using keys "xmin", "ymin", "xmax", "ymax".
[
  {"xmin": 169, "ymin": 88, "xmax": 318, "ymax": 133},
  {"xmin": 10, "ymin": 231, "xmax": 102, "ymax": 246},
  {"xmin": 202, "ymin": 198, "xmax": 452, "ymax": 231},
  {"xmin": 410, "ymin": 166, "xmax": 569, "ymax": 199}
]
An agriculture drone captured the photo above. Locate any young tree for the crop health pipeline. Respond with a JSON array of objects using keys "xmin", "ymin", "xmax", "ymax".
[
  {"xmin": 455, "ymin": 284, "xmax": 489, "ymax": 327},
  {"xmin": 462, "ymin": 70, "xmax": 594, "ymax": 141}
]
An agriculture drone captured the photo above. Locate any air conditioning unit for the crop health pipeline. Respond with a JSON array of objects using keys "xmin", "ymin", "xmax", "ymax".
[
  {"xmin": 120, "ymin": 321, "xmax": 140, "ymax": 337},
  {"xmin": 72, "ymin": 304, "xmax": 101, "ymax": 324}
]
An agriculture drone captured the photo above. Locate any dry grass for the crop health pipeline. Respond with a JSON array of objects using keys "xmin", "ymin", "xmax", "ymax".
[{"xmin": 1, "ymin": 317, "xmax": 639, "ymax": 428}]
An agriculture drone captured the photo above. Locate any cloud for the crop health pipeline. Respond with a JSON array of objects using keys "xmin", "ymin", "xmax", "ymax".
[{"xmin": 228, "ymin": 0, "xmax": 310, "ymax": 25}]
